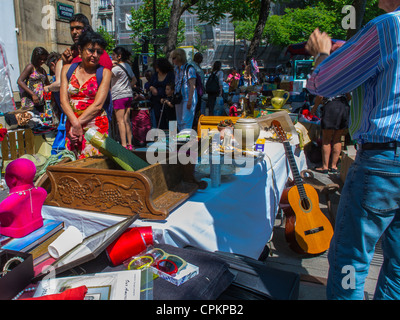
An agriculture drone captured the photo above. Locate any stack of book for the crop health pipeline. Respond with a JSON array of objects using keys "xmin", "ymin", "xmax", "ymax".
[{"xmin": 1, "ymin": 219, "xmax": 64, "ymax": 275}]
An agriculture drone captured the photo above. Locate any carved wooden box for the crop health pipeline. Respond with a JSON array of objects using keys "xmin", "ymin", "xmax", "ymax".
[{"xmin": 43, "ymin": 154, "xmax": 205, "ymax": 220}]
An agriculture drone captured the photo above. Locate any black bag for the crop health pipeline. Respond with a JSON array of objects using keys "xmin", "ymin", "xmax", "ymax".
[
  {"xmin": 184, "ymin": 247, "xmax": 300, "ymax": 300},
  {"xmin": 206, "ymin": 72, "xmax": 220, "ymax": 94},
  {"xmin": 173, "ymin": 92, "xmax": 183, "ymax": 104},
  {"xmin": 213, "ymin": 251, "xmax": 300, "ymax": 300}
]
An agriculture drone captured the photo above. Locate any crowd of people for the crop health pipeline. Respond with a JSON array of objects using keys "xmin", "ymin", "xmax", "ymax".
[{"xmin": 16, "ymin": 12, "xmax": 272, "ymax": 159}]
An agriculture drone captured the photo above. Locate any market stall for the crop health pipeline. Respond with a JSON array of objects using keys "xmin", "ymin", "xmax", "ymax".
[{"xmin": 41, "ymin": 139, "xmax": 306, "ymax": 260}]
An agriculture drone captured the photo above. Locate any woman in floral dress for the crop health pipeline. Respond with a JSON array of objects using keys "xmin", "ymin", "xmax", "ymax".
[
  {"xmin": 17, "ymin": 47, "xmax": 50, "ymax": 113},
  {"xmin": 59, "ymin": 31, "xmax": 111, "ymax": 159}
]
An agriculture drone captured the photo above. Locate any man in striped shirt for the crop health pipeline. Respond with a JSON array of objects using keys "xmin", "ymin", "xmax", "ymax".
[{"xmin": 306, "ymin": 0, "xmax": 400, "ymax": 300}]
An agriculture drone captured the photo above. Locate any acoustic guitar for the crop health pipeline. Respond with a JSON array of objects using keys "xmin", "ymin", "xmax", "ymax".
[{"xmin": 271, "ymin": 120, "xmax": 334, "ymax": 255}]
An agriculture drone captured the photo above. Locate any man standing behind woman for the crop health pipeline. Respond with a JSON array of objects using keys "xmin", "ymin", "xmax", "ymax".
[
  {"xmin": 171, "ymin": 48, "xmax": 197, "ymax": 131},
  {"xmin": 59, "ymin": 31, "xmax": 111, "ymax": 159},
  {"xmin": 111, "ymin": 47, "xmax": 137, "ymax": 151}
]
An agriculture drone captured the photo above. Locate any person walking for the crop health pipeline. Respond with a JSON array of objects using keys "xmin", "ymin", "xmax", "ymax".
[
  {"xmin": 306, "ymin": 0, "xmax": 400, "ymax": 300},
  {"xmin": 111, "ymin": 47, "xmax": 137, "ymax": 150}
]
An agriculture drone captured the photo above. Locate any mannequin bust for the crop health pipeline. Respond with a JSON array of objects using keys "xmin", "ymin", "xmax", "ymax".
[{"xmin": 0, "ymin": 158, "xmax": 47, "ymax": 238}]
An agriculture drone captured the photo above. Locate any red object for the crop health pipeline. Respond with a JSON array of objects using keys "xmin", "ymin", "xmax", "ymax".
[
  {"xmin": 302, "ymin": 109, "xmax": 320, "ymax": 122},
  {"xmin": 23, "ymin": 286, "xmax": 88, "ymax": 300},
  {"xmin": 0, "ymin": 128, "xmax": 7, "ymax": 142},
  {"xmin": 229, "ymin": 105, "xmax": 238, "ymax": 117},
  {"xmin": 137, "ymin": 226, "xmax": 154, "ymax": 246},
  {"xmin": 106, "ymin": 227, "xmax": 151, "ymax": 266}
]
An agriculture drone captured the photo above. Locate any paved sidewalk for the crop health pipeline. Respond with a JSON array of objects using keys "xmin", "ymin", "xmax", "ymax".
[{"xmin": 265, "ymin": 170, "xmax": 382, "ymax": 300}]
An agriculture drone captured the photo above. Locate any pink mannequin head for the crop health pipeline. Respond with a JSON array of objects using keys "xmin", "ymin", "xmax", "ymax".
[
  {"xmin": 5, "ymin": 158, "xmax": 36, "ymax": 190},
  {"xmin": 0, "ymin": 158, "xmax": 47, "ymax": 238}
]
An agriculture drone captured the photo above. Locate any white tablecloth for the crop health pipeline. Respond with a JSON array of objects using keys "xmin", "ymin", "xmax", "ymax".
[{"xmin": 42, "ymin": 141, "xmax": 307, "ymax": 260}]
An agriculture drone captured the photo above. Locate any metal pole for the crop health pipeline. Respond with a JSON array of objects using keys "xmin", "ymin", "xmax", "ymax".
[{"xmin": 153, "ymin": 0, "xmax": 157, "ymax": 60}]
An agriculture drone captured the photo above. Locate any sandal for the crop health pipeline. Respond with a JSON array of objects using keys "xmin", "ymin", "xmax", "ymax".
[
  {"xmin": 313, "ymin": 168, "xmax": 329, "ymax": 174},
  {"xmin": 329, "ymin": 168, "xmax": 339, "ymax": 173}
]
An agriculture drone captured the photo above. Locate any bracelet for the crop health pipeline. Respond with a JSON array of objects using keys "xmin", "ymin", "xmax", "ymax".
[
  {"xmin": 2, "ymin": 256, "xmax": 24, "ymax": 275},
  {"xmin": 315, "ymin": 52, "xmax": 329, "ymax": 60}
]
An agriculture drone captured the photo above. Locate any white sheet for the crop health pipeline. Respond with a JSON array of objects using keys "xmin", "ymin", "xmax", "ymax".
[{"xmin": 42, "ymin": 141, "xmax": 307, "ymax": 260}]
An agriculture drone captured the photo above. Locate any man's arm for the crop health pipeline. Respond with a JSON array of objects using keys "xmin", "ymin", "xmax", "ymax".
[{"xmin": 306, "ymin": 25, "xmax": 381, "ymax": 97}]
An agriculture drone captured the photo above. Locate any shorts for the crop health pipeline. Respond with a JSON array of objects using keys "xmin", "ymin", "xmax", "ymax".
[
  {"xmin": 113, "ymin": 97, "xmax": 133, "ymax": 110},
  {"xmin": 321, "ymin": 98, "xmax": 350, "ymax": 130}
]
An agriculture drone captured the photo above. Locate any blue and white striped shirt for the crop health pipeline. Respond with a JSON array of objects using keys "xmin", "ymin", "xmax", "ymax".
[{"xmin": 307, "ymin": 7, "xmax": 400, "ymax": 144}]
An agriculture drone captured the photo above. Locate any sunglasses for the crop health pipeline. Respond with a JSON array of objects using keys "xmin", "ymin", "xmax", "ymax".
[
  {"xmin": 85, "ymin": 47, "xmax": 104, "ymax": 56},
  {"xmin": 127, "ymin": 248, "xmax": 187, "ymax": 276}
]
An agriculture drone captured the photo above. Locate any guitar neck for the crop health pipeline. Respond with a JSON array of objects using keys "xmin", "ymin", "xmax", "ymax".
[{"xmin": 283, "ymin": 141, "xmax": 307, "ymax": 199}]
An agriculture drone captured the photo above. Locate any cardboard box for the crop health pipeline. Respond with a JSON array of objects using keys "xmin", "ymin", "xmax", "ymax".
[
  {"xmin": 340, "ymin": 145, "xmax": 356, "ymax": 183},
  {"xmin": 0, "ymin": 250, "xmax": 34, "ymax": 300}
]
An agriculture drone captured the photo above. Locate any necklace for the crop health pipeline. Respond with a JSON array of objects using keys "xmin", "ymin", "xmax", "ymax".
[
  {"xmin": 8, "ymin": 187, "xmax": 37, "ymax": 214},
  {"xmin": 8, "ymin": 187, "xmax": 37, "ymax": 197}
]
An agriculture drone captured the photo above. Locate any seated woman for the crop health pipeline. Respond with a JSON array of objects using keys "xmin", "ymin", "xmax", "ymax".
[
  {"xmin": 59, "ymin": 31, "xmax": 111, "ymax": 159},
  {"xmin": 0, "ymin": 159, "xmax": 47, "ymax": 238}
]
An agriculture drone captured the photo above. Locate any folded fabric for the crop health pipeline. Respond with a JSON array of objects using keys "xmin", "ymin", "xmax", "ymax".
[
  {"xmin": 152, "ymin": 244, "xmax": 235, "ymax": 300},
  {"xmin": 22, "ymin": 286, "xmax": 88, "ymax": 300}
]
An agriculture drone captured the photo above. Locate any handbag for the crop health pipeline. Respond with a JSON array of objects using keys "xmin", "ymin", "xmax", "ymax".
[
  {"xmin": 173, "ymin": 92, "xmax": 183, "ymax": 104},
  {"xmin": 51, "ymin": 113, "xmax": 67, "ymax": 155}
]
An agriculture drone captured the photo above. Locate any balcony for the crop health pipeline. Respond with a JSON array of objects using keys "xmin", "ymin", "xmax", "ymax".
[{"xmin": 99, "ymin": 4, "xmax": 113, "ymax": 12}]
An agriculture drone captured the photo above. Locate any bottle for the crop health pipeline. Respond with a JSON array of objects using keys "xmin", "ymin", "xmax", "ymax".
[{"xmin": 84, "ymin": 128, "xmax": 149, "ymax": 171}]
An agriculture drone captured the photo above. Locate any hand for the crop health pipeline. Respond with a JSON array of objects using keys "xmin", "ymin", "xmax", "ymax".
[
  {"xmin": 62, "ymin": 48, "xmax": 73, "ymax": 64},
  {"xmin": 44, "ymin": 86, "xmax": 50, "ymax": 93},
  {"xmin": 69, "ymin": 122, "xmax": 83, "ymax": 144},
  {"xmin": 32, "ymin": 94, "xmax": 40, "ymax": 105},
  {"xmin": 305, "ymin": 28, "xmax": 332, "ymax": 57}
]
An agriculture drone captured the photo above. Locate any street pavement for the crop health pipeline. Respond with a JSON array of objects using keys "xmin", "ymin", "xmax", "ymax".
[{"xmin": 266, "ymin": 169, "xmax": 382, "ymax": 300}]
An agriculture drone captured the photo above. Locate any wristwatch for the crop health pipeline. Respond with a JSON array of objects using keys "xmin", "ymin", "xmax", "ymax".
[{"xmin": 315, "ymin": 52, "xmax": 329, "ymax": 60}]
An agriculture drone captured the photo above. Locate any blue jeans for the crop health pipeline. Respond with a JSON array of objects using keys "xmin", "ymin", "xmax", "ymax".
[{"xmin": 327, "ymin": 147, "xmax": 400, "ymax": 300}]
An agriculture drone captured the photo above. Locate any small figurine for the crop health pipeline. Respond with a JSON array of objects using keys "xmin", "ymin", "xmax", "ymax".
[{"xmin": 0, "ymin": 158, "xmax": 47, "ymax": 238}]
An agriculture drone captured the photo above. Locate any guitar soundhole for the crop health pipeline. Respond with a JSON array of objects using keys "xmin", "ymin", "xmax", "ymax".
[{"xmin": 301, "ymin": 198, "xmax": 311, "ymax": 211}]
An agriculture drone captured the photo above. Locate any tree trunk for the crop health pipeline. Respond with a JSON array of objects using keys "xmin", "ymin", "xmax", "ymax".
[
  {"xmin": 164, "ymin": 0, "xmax": 200, "ymax": 58},
  {"xmin": 164, "ymin": 0, "xmax": 182, "ymax": 58},
  {"xmin": 246, "ymin": 0, "xmax": 271, "ymax": 61},
  {"xmin": 346, "ymin": 0, "xmax": 367, "ymax": 39}
]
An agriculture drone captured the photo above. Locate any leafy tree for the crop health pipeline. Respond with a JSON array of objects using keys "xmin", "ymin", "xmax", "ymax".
[
  {"xmin": 97, "ymin": 26, "xmax": 116, "ymax": 54},
  {"xmin": 264, "ymin": 4, "xmax": 339, "ymax": 47},
  {"xmin": 236, "ymin": 0, "xmax": 384, "ymax": 49},
  {"xmin": 128, "ymin": 0, "xmax": 185, "ymax": 57}
]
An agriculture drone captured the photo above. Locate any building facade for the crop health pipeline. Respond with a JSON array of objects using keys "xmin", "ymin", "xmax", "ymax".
[
  {"xmin": 0, "ymin": 0, "xmax": 91, "ymax": 98},
  {"xmin": 91, "ymin": 0, "xmax": 115, "ymax": 37}
]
